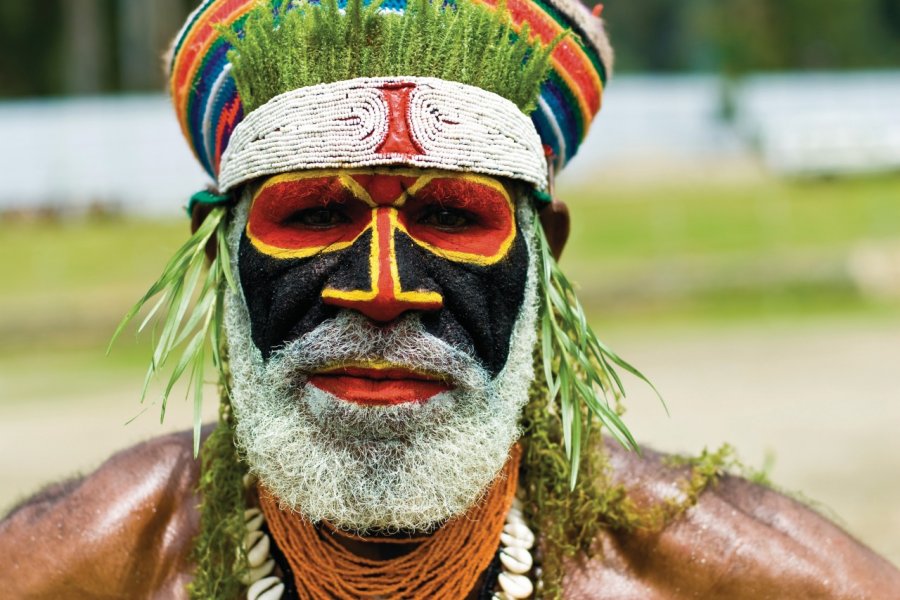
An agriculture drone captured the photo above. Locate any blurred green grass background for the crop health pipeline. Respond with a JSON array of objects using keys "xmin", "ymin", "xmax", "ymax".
[
  {"xmin": 566, "ymin": 174, "xmax": 900, "ymax": 326},
  {"xmin": 2, "ymin": 174, "xmax": 899, "ymax": 564}
]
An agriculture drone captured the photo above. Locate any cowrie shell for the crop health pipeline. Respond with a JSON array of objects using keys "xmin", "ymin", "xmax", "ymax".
[
  {"xmin": 500, "ymin": 545, "xmax": 533, "ymax": 574},
  {"xmin": 500, "ymin": 521, "xmax": 535, "ymax": 549},
  {"xmin": 498, "ymin": 572, "xmax": 534, "ymax": 599},
  {"xmin": 500, "ymin": 533, "xmax": 526, "ymax": 549},
  {"xmin": 245, "ymin": 508, "xmax": 264, "ymax": 532},
  {"xmin": 505, "ymin": 507, "xmax": 525, "ymax": 525},
  {"xmin": 247, "ymin": 576, "xmax": 284, "ymax": 600},
  {"xmin": 244, "ymin": 530, "xmax": 271, "ymax": 568},
  {"xmin": 239, "ymin": 558, "xmax": 275, "ymax": 585}
]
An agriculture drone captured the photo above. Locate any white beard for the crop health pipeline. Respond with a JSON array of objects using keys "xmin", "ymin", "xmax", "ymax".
[{"xmin": 224, "ymin": 195, "xmax": 539, "ymax": 533}]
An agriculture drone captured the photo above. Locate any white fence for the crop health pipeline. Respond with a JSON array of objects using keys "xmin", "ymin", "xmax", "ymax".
[
  {"xmin": 738, "ymin": 72, "xmax": 900, "ymax": 176},
  {"xmin": 0, "ymin": 95, "xmax": 206, "ymax": 216},
  {"xmin": 2, "ymin": 72, "xmax": 899, "ymax": 216}
]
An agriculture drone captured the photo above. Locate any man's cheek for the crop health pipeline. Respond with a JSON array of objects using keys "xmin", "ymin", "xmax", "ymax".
[
  {"xmin": 410, "ymin": 231, "xmax": 529, "ymax": 377},
  {"xmin": 238, "ymin": 234, "xmax": 342, "ymax": 359}
]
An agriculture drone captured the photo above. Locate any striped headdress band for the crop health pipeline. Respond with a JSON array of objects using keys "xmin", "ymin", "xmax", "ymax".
[{"xmin": 169, "ymin": 0, "xmax": 611, "ymax": 188}]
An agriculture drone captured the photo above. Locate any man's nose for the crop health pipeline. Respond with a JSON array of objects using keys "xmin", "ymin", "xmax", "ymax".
[{"xmin": 321, "ymin": 207, "xmax": 443, "ymax": 323}]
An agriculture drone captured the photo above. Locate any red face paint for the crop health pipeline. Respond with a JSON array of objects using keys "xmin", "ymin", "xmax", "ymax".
[
  {"xmin": 400, "ymin": 176, "xmax": 515, "ymax": 262},
  {"xmin": 308, "ymin": 366, "xmax": 453, "ymax": 406},
  {"xmin": 247, "ymin": 175, "xmax": 371, "ymax": 258}
]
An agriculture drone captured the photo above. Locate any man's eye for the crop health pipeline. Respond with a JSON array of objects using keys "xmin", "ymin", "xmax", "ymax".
[
  {"xmin": 284, "ymin": 208, "xmax": 348, "ymax": 228},
  {"xmin": 419, "ymin": 208, "xmax": 473, "ymax": 230}
]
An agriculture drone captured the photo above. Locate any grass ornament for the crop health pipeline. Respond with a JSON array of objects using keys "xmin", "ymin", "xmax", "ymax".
[
  {"xmin": 188, "ymin": 397, "xmax": 249, "ymax": 600},
  {"xmin": 533, "ymin": 209, "xmax": 665, "ymax": 489},
  {"xmin": 109, "ymin": 206, "xmax": 235, "ymax": 456},
  {"xmin": 220, "ymin": 0, "xmax": 563, "ymax": 116}
]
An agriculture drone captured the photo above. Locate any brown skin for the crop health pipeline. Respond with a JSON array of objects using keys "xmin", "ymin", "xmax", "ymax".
[
  {"xmin": 565, "ymin": 444, "xmax": 900, "ymax": 599},
  {"xmin": 3, "ymin": 202, "xmax": 898, "ymax": 597},
  {"xmin": 0, "ymin": 430, "xmax": 202, "ymax": 599}
]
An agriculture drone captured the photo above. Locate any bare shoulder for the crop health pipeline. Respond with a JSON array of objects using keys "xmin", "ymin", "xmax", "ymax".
[
  {"xmin": 562, "ymin": 442, "xmax": 900, "ymax": 599},
  {"xmin": 0, "ymin": 428, "xmax": 204, "ymax": 599}
]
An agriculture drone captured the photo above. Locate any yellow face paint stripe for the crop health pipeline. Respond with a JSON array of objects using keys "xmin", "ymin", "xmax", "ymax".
[
  {"xmin": 321, "ymin": 208, "xmax": 380, "ymax": 302},
  {"xmin": 338, "ymin": 173, "xmax": 377, "ymax": 208},
  {"xmin": 388, "ymin": 209, "xmax": 444, "ymax": 304},
  {"xmin": 315, "ymin": 360, "xmax": 449, "ymax": 380},
  {"xmin": 255, "ymin": 169, "xmax": 345, "ymax": 191},
  {"xmin": 248, "ymin": 237, "xmax": 360, "ymax": 260},
  {"xmin": 255, "ymin": 167, "xmax": 508, "ymax": 195}
]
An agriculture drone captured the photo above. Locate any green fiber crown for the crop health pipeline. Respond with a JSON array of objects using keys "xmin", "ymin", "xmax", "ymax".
[{"xmin": 221, "ymin": 0, "xmax": 561, "ymax": 114}]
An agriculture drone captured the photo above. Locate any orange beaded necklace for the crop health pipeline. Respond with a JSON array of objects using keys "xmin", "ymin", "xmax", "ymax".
[{"xmin": 258, "ymin": 445, "xmax": 521, "ymax": 600}]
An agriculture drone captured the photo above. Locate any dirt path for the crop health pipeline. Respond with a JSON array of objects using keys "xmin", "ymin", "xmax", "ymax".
[{"xmin": 1, "ymin": 318, "xmax": 897, "ymax": 566}]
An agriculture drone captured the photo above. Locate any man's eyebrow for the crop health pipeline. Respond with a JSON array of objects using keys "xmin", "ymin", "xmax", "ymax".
[{"xmin": 256, "ymin": 175, "xmax": 350, "ymax": 199}]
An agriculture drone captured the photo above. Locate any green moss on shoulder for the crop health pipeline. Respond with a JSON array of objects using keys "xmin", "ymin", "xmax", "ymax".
[
  {"xmin": 189, "ymin": 395, "xmax": 249, "ymax": 600},
  {"xmin": 520, "ymin": 352, "xmax": 765, "ymax": 598}
]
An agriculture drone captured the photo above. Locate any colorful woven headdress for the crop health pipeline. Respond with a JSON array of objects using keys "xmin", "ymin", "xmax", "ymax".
[{"xmin": 169, "ymin": 0, "xmax": 612, "ymax": 192}]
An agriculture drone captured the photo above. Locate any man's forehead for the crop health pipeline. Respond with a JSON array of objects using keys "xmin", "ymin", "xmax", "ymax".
[{"xmin": 251, "ymin": 168, "xmax": 513, "ymax": 207}]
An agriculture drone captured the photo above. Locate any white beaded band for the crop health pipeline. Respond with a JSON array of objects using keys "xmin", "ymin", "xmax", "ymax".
[{"xmin": 218, "ymin": 76, "xmax": 548, "ymax": 192}]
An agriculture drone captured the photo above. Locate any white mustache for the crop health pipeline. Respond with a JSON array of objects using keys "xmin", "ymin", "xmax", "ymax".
[{"xmin": 267, "ymin": 311, "xmax": 488, "ymax": 390}]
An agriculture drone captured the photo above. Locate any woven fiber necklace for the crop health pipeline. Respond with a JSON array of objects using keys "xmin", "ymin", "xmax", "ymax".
[{"xmin": 243, "ymin": 445, "xmax": 536, "ymax": 599}]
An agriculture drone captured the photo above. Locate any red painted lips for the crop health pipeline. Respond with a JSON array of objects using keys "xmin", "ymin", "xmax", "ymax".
[{"xmin": 308, "ymin": 366, "xmax": 453, "ymax": 406}]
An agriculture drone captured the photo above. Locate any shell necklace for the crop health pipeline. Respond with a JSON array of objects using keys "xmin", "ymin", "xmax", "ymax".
[{"xmin": 240, "ymin": 486, "xmax": 538, "ymax": 599}]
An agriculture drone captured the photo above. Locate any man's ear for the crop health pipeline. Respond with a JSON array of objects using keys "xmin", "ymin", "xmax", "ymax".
[
  {"xmin": 539, "ymin": 199, "xmax": 570, "ymax": 260},
  {"xmin": 190, "ymin": 202, "xmax": 219, "ymax": 263}
]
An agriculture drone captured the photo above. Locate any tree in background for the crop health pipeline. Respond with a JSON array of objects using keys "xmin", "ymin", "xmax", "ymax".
[
  {"xmin": 706, "ymin": 0, "xmax": 900, "ymax": 75},
  {"xmin": 883, "ymin": 0, "xmax": 900, "ymax": 37},
  {"xmin": 62, "ymin": 0, "xmax": 111, "ymax": 94},
  {"xmin": 0, "ymin": 0, "xmax": 195, "ymax": 98},
  {"xmin": 117, "ymin": 0, "xmax": 186, "ymax": 90},
  {"xmin": 0, "ymin": 2, "xmax": 64, "ymax": 96},
  {"xmin": 600, "ymin": 0, "xmax": 689, "ymax": 71},
  {"xmin": 601, "ymin": 0, "xmax": 900, "ymax": 74}
]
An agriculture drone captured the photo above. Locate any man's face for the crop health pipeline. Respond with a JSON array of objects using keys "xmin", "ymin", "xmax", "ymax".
[
  {"xmin": 239, "ymin": 168, "xmax": 530, "ymax": 379},
  {"xmin": 225, "ymin": 167, "xmax": 538, "ymax": 531}
]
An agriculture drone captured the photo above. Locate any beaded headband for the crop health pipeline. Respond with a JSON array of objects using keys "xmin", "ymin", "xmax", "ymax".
[
  {"xmin": 169, "ymin": 0, "xmax": 612, "ymax": 189},
  {"xmin": 218, "ymin": 77, "xmax": 547, "ymax": 192}
]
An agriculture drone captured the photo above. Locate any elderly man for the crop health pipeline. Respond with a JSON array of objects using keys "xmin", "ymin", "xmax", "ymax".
[{"xmin": 2, "ymin": 0, "xmax": 899, "ymax": 598}]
